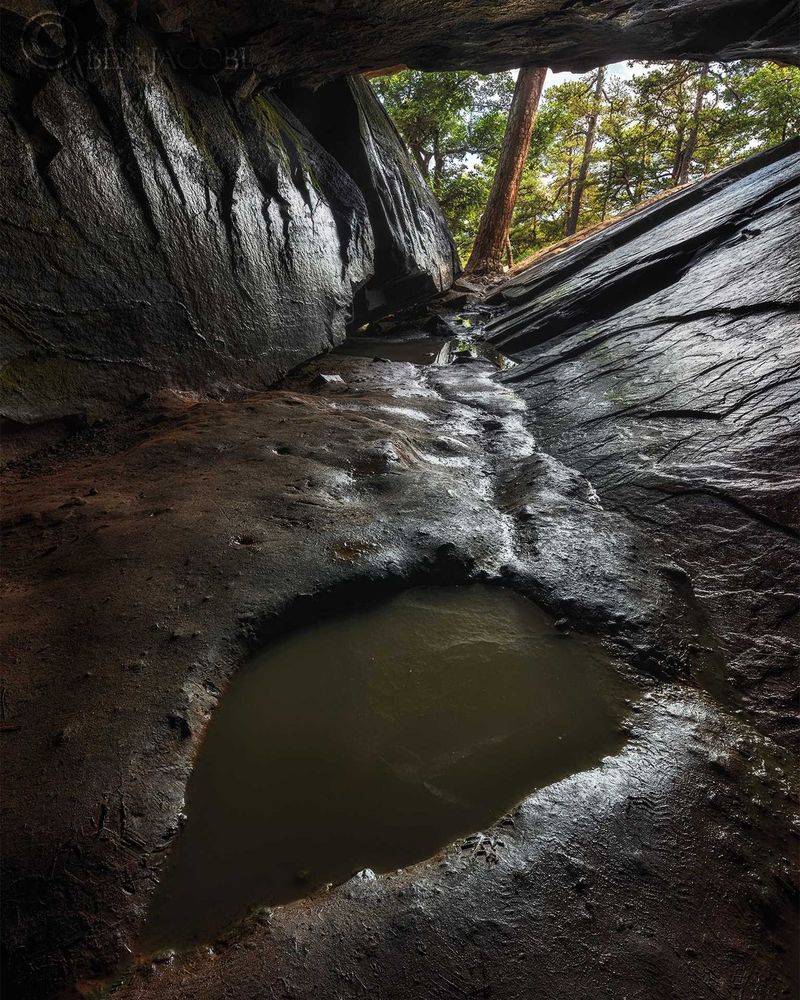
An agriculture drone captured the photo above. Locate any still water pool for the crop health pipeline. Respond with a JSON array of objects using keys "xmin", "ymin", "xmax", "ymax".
[{"xmin": 145, "ymin": 586, "xmax": 632, "ymax": 947}]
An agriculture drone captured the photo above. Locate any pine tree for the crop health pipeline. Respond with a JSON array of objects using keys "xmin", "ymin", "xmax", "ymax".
[
  {"xmin": 566, "ymin": 66, "xmax": 606, "ymax": 235},
  {"xmin": 672, "ymin": 63, "xmax": 710, "ymax": 185},
  {"xmin": 465, "ymin": 66, "xmax": 548, "ymax": 275}
]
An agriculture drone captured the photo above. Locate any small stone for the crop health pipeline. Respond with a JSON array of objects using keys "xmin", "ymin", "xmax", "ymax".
[
  {"xmin": 451, "ymin": 276, "xmax": 484, "ymax": 294},
  {"xmin": 233, "ymin": 533, "xmax": 259, "ymax": 546},
  {"xmin": 311, "ymin": 373, "xmax": 346, "ymax": 389},
  {"xmin": 421, "ymin": 311, "xmax": 450, "ymax": 333},
  {"xmin": 440, "ymin": 290, "xmax": 469, "ymax": 308},
  {"xmin": 657, "ymin": 561, "xmax": 692, "ymax": 582},
  {"xmin": 58, "ymin": 497, "xmax": 87, "ymax": 509}
]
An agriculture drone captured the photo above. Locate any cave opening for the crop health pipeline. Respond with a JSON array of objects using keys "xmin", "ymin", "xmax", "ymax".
[{"xmin": 1, "ymin": 1, "xmax": 799, "ymax": 998}]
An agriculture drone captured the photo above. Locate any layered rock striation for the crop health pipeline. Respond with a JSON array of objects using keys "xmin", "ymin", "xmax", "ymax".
[{"xmin": 487, "ymin": 140, "xmax": 800, "ymax": 747}]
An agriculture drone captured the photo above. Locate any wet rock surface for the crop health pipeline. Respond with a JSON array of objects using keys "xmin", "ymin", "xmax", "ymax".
[
  {"xmin": 487, "ymin": 140, "xmax": 800, "ymax": 749},
  {"xmin": 0, "ymin": 352, "xmax": 530, "ymax": 995},
  {"xmin": 0, "ymin": 13, "xmax": 454, "ymax": 423},
  {"xmin": 1, "ymin": 36, "xmax": 798, "ymax": 982},
  {"xmin": 2, "ymin": 330, "xmax": 798, "ymax": 997},
  {"xmin": 111, "ymin": 692, "xmax": 800, "ymax": 1000}
]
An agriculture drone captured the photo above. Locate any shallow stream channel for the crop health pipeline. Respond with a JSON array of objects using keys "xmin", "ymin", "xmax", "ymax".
[
  {"xmin": 332, "ymin": 307, "xmax": 515, "ymax": 369},
  {"xmin": 145, "ymin": 585, "xmax": 634, "ymax": 948}
]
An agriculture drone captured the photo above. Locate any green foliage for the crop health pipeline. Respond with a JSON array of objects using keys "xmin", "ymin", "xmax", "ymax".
[
  {"xmin": 373, "ymin": 61, "xmax": 800, "ymax": 266},
  {"xmin": 373, "ymin": 70, "xmax": 514, "ymax": 256},
  {"xmin": 734, "ymin": 62, "xmax": 800, "ymax": 146}
]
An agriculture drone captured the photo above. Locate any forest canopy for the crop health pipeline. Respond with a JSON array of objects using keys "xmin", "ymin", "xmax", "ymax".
[{"xmin": 373, "ymin": 61, "xmax": 800, "ymax": 266}]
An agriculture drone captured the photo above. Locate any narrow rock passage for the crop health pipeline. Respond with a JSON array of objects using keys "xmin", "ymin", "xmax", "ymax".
[
  {"xmin": 3, "ymin": 141, "xmax": 799, "ymax": 999},
  {"xmin": 2, "ymin": 0, "xmax": 798, "ymax": 992}
]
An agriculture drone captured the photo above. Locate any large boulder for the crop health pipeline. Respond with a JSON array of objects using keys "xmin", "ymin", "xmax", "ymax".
[
  {"xmin": 0, "ymin": 16, "xmax": 369, "ymax": 421},
  {"xmin": 281, "ymin": 76, "xmax": 459, "ymax": 323},
  {"xmin": 0, "ymin": 11, "xmax": 456, "ymax": 422}
]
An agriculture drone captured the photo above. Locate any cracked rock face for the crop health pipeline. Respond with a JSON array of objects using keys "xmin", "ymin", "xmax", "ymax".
[
  {"xmin": 281, "ymin": 76, "xmax": 460, "ymax": 323},
  {"xmin": 487, "ymin": 139, "xmax": 800, "ymax": 748},
  {"xmin": 0, "ymin": 14, "xmax": 455, "ymax": 423}
]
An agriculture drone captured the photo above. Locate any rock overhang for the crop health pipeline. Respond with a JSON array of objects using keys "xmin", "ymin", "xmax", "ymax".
[{"xmin": 129, "ymin": 0, "xmax": 800, "ymax": 85}]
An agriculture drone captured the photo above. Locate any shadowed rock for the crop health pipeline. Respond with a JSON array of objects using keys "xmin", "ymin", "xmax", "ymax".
[
  {"xmin": 281, "ymin": 76, "xmax": 459, "ymax": 323},
  {"xmin": 126, "ymin": 0, "xmax": 798, "ymax": 84},
  {"xmin": 0, "ymin": 14, "xmax": 455, "ymax": 422}
]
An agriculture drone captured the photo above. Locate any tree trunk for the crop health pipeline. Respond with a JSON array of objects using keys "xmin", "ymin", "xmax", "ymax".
[
  {"xmin": 600, "ymin": 155, "xmax": 613, "ymax": 220},
  {"xmin": 670, "ymin": 121, "xmax": 686, "ymax": 185},
  {"xmin": 563, "ymin": 153, "xmax": 574, "ymax": 232},
  {"xmin": 432, "ymin": 131, "xmax": 444, "ymax": 196},
  {"xmin": 565, "ymin": 65, "xmax": 605, "ymax": 236},
  {"xmin": 670, "ymin": 72, "xmax": 688, "ymax": 184},
  {"xmin": 465, "ymin": 65, "xmax": 547, "ymax": 275},
  {"xmin": 674, "ymin": 63, "xmax": 709, "ymax": 186}
]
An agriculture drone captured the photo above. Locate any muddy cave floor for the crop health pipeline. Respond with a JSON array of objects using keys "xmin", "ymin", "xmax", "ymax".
[{"xmin": 1, "ymin": 311, "xmax": 799, "ymax": 999}]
